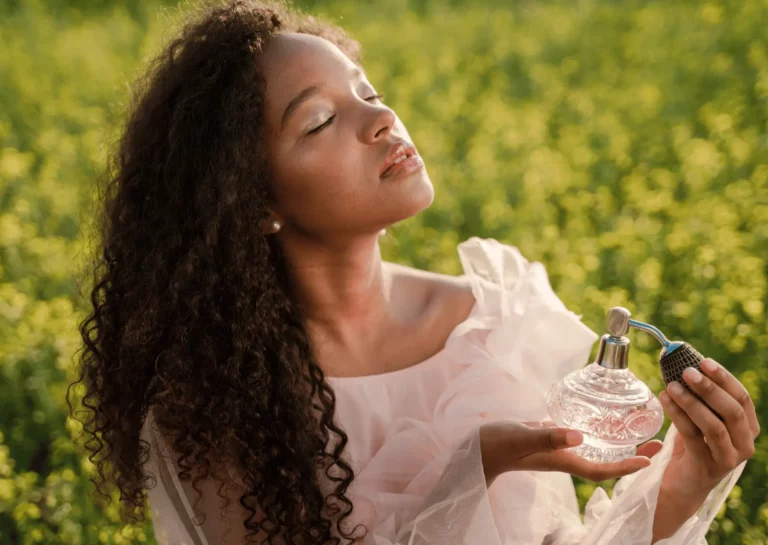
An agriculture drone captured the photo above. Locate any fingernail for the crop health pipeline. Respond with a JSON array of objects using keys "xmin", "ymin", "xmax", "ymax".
[
  {"xmin": 684, "ymin": 367, "xmax": 702, "ymax": 383},
  {"xmin": 659, "ymin": 391, "xmax": 669, "ymax": 404},
  {"xmin": 566, "ymin": 431, "xmax": 582, "ymax": 445},
  {"xmin": 669, "ymin": 382, "xmax": 683, "ymax": 395},
  {"xmin": 702, "ymin": 359, "xmax": 718, "ymax": 373}
]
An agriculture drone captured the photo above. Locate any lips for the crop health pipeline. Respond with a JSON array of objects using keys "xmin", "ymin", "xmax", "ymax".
[{"xmin": 380, "ymin": 141, "xmax": 418, "ymax": 178}]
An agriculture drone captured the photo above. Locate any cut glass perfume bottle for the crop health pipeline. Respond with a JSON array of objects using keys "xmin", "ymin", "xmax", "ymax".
[{"xmin": 546, "ymin": 307, "xmax": 665, "ymax": 463}]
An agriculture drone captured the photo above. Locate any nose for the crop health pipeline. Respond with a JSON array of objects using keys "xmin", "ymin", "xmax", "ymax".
[{"xmin": 361, "ymin": 104, "xmax": 396, "ymax": 144}]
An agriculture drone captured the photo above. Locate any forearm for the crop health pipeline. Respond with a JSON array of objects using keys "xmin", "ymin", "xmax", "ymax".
[{"xmin": 651, "ymin": 479, "xmax": 708, "ymax": 544}]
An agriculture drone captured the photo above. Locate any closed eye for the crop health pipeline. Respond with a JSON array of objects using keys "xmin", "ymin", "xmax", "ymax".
[{"xmin": 307, "ymin": 94, "xmax": 386, "ymax": 135}]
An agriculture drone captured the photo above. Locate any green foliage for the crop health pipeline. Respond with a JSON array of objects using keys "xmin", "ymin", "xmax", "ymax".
[{"xmin": 1, "ymin": 0, "xmax": 766, "ymax": 543}]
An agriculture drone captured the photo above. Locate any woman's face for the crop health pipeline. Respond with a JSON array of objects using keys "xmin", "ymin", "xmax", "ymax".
[{"xmin": 259, "ymin": 32, "xmax": 434, "ymax": 238}]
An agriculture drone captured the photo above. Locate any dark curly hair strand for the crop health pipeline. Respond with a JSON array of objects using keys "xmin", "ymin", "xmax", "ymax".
[{"xmin": 68, "ymin": 1, "xmax": 368, "ymax": 543}]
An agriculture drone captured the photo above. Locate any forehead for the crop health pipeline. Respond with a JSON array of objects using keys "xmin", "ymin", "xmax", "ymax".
[{"xmin": 260, "ymin": 33, "xmax": 360, "ymax": 120}]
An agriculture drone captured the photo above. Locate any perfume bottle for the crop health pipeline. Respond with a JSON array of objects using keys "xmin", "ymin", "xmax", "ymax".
[
  {"xmin": 547, "ymin": 306, "xmax": 723, "ymax": 463},
  {"xmin": 546, "ymin": 307, "xmax": 664, "ymax": 463}
]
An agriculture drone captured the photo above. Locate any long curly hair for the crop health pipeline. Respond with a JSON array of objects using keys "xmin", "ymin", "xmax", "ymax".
[{"xmin": 68, "ymin": 1, "xmax": 368, "ymax": 543}]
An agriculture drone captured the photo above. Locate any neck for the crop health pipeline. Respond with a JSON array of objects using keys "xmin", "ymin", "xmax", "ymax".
[{"xmin": 277, "ymin": 231, "xmax": 394, "ymax": 345}]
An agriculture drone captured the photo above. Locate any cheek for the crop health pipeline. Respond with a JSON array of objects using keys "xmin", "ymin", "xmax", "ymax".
[
  {"xmin": 273, "ymin": 142, "xmax": 373, "ymax": 224},
  {"xmin": 290, "ymin": 142, "xmax": 367, "ymax": 194}
]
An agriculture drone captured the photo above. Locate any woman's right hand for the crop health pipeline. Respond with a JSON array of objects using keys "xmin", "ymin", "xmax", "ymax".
[{"xmin": 480, "ymin": 420, "xmax": 664, "ymax": 486}]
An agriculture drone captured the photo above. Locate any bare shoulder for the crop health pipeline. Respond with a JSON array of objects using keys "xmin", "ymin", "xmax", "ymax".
[{"xmin": 384, "ymin": 261, "xmax": 476, "ymax": 327}]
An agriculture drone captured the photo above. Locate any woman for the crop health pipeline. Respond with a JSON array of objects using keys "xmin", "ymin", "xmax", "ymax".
[{"xmin": 70, "ymin": 1, "xmax": 759, "ymax": 544}]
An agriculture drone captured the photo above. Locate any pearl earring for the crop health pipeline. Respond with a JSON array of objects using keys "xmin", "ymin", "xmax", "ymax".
[{"xmin": 271, "ymin": 220, "xmax": 282, "ymax": 233}]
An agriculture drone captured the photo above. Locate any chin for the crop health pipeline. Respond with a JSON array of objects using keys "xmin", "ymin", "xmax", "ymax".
[
  {"xmin": 414, "ymin": 177, "xmax": 436, "ymax": 210},
  {"xmin": 374, "ymin": 167, "xmax": 435, "ymax": 224},
  {"xmin": 395, "ymin": 175, "xmax": 435, "ymax": 221}
]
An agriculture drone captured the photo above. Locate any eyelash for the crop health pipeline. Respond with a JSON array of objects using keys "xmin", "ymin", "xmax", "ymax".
[{"xmin": 307, "ymin": 94, "xmax": 386, "ymax": 135}]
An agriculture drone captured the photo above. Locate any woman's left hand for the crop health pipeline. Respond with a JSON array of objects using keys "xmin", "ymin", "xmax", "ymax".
[{"xmin": 659, "ymin": 357, "xmax": 760, "ymax": 499}]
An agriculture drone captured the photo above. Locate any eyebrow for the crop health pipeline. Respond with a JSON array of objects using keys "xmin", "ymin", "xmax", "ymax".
[
  {"xmin": 280, "ymin": 85, "xmax": 321, "ymax": 129},
  {"xmin": 280, "ymin": 65, "xmax": 367, "ymax": 129}
]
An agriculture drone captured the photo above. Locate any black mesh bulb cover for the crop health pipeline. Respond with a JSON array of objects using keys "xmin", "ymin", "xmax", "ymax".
[{"xmin": 660, "ymin": 343, "xmax": 725, "ymax": 423}]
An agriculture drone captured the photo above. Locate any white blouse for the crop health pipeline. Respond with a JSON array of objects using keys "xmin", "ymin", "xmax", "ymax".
[{"xmin": 140, "ymin": 237, "xmax": 745, "ymax": 545}]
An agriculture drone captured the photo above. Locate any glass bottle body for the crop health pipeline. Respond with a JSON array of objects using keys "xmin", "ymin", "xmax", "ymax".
[{"xmin": 546, "ymin": 362, "xmax": 664, "ymax": 463}]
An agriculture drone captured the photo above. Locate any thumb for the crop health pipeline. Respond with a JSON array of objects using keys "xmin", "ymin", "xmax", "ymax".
[{"xmin": 518, "ymin": 426, "xmax": 582, "ymax": 457}]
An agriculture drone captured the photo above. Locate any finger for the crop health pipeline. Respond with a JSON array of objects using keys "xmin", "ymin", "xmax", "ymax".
[
  {"xmin": 699, "ymin": 359, "xmax": 761, "ymax": 440},
  {"xmin": 517, "ymin": 448, "xmax": 651, "ymax": 480},
  {"xmin": 682, "ymin": 366, "xmax": 755, "ymax": 457},
  {"xmin": 517, "ymin": 427, "xmax": 581, "ymax": 455},
  {"xmin": 660, "ymin": 390, "xmax": 702, "ymax": 439},
  {"xmin": 557, "ymin": 451, "xmax": 652, "ymax": 481},
  {"xmin": 660, "ymin": 389, "xmax": 714, "ymax": 467},
  {"xmin": 660, "ymin": 389, "xmax": 712, "ymax": 464},
  {"xmin": 636, "ymin": 440, "xmax": 663, "ymax": 459},
  {"xmin": 666, "ymin": 382, "xmax": 737, "ymax": 467},
  {"xmin": 677, "ymin": 367, "xmax": 746, "ymax": 466}
]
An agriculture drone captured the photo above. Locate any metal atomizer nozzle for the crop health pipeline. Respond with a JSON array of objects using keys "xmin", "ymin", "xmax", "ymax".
[{"xmin": 600, "ymin": 307, "xmax": 724, "ymax": 422}]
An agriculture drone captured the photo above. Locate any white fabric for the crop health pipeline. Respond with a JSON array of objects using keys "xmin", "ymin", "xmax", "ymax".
[{"xmin": 140, "ymin": 237, "xmax": 746, "ymax": 544}]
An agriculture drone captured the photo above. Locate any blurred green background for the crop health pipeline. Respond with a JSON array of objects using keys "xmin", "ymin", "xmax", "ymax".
[{"xmin": 1, "ymin": 0, "xmax": 767, "ymax": 543}]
